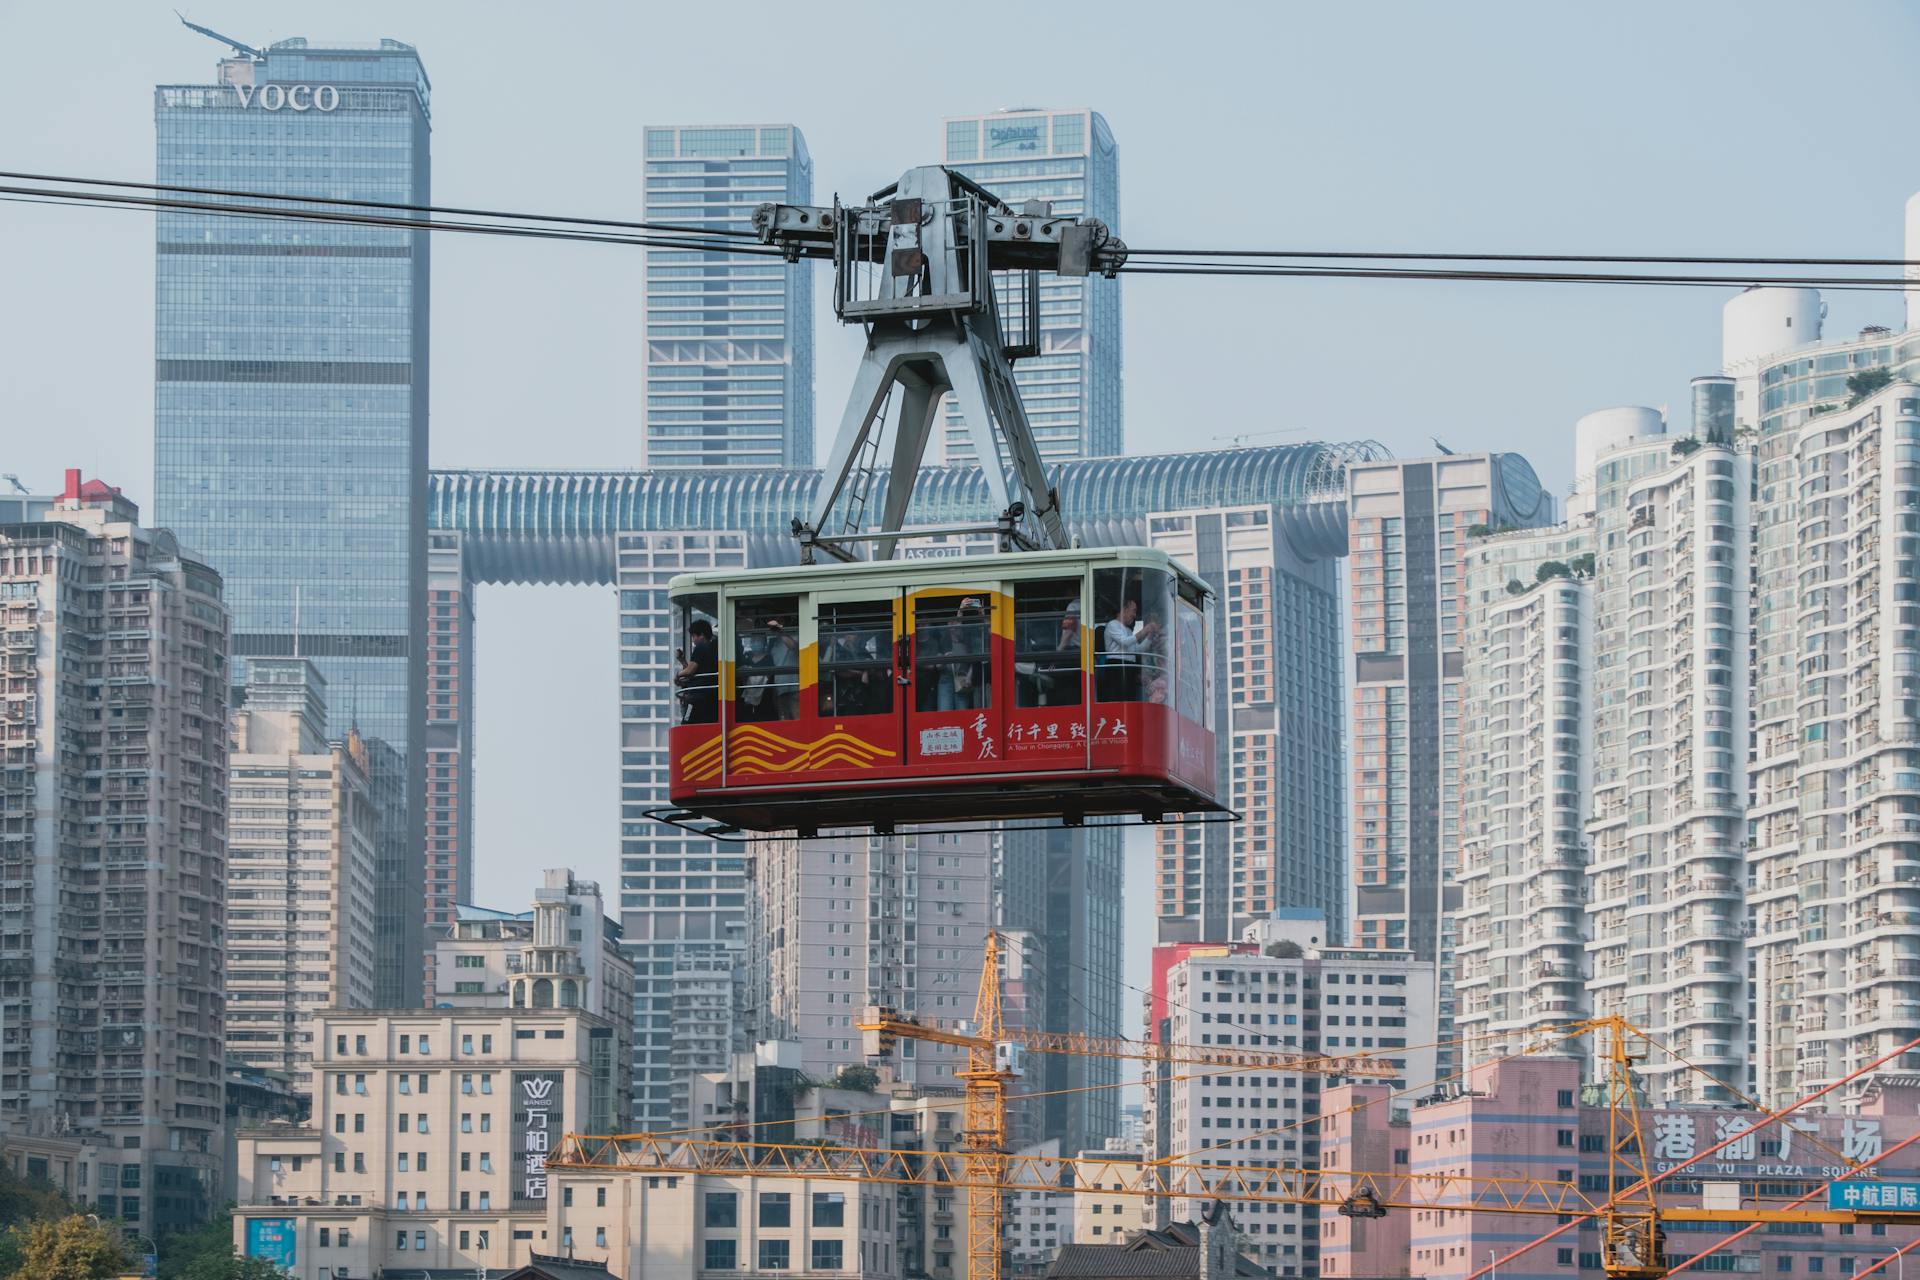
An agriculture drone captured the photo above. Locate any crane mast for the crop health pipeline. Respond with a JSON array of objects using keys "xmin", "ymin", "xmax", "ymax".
[{"xmin": 752, "ymin": 166, "xmax": 1126, "ymax": 562}]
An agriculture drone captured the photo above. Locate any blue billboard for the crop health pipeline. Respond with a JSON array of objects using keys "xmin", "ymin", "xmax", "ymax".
[
  {"xmin": 243, "ymin": 1217, "xmax": 297, "ymax": 1268},
  {"xmin": 1829, "ymin": 1180, "xmax": 1920, "ymax": 1212}
]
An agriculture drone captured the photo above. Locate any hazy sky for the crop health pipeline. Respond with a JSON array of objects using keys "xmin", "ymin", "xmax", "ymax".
[{"xmin": 5, "ymin": 0, "xmax": 1920, "ymax": 1022}]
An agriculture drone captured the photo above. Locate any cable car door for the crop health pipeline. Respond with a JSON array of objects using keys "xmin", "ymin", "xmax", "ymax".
[
  {"xmin": 904, "ymin": 585, "xmax": 1003, "ymax": 773},
  {"xmin": 807, "ymin": 589, "xmax": 906, "ymax": 782}
]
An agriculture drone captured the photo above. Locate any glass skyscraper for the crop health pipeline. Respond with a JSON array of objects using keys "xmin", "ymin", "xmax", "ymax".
[
  {"xmin": 155, "ymin": 35, "xmax": 431, "ymax": 1005},
  {"xmin": 942, "ymin": 108, "xmax": 1122, "ymax": 463},
  {"xmin": 641, "ymin": 125, "xmax": 813, "ymax": 468}
]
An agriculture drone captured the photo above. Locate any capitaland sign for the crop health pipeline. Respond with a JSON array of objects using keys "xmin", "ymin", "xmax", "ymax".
[
  {"xmin": 987, "ymin": 123, "xmax": 1043, "ymax": 153},
  {"xmin": 233, "ymin": 83, "xmax": 340, "ymax": 112}
]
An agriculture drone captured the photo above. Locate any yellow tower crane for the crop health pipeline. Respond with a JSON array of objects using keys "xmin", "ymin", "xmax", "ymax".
[
  {"xmin": 854, "ymin": 932, "xmax": 1396, "ymax": 1280},
  {"xmin": 551, "ymin": 944, "xmax": 1900, "ymax": 1280}
]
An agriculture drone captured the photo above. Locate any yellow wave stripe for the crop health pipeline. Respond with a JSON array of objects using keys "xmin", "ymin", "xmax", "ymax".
[{"xmin": 681, "ymin": 723, "xmax": 898, "ymax": 784}]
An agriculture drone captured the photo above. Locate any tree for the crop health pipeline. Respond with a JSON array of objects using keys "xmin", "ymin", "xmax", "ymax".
[
  {"xmin": 1465, "ymin": 523, "xmax": 1491, "ymax": 538},
  {"xmin": 161, "ymin": 1209, "xmax": 289, "ymax": 1280},
  {"xmin": 1671, "ymin": 436, "xmax": 1703, "ymax": 457},
  {"xmin": 3, "ymin": 1214, "xmax": 129, "ymax": 1280},
  {"xmin": 1534, "ymin": 560, "xmax": 1571, "ymax": 583},
  {"xmin": 1505, "ymin": 579, "xmax": 1527, "ymax": 596},
  {"xmin": 0, "ymin": 1163, "xmax": 78, "ymax": 1228},
  {"xmin": 1570, "ymin": 552, "xmax": 1597, "ymax": 578},
  {"xmin": 828, "ymin": 1065, "xmax": 880, "ymax": 1094},
  {"xmin": 1847, "ymin": 367, "xmax": 1895, "ymax": 406}
]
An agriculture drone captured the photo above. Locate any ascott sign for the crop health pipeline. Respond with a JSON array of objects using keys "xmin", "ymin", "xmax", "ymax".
[{"xmin": 233, "ymin": 83, "xmax": 340, "ymax": 112}]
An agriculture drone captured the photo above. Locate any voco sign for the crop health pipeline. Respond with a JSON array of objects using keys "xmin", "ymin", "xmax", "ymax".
[{"xmin": 234, "ymin": 84, "xmax": 340, "ymax": 112}]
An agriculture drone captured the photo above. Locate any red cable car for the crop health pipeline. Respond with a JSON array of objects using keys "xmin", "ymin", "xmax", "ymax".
[{"xmin": 662, "ymin": 547, "xmax": 1224, "ymax": 835}]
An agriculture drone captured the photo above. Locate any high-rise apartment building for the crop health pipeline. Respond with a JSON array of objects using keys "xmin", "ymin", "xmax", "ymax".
[
  {"xmin": 1740, "ymin": 303, "xmax": 1920, "ymax": 1102},
  {"xmin": 423, "ymin": 532, "xmax": 473, "ymax": 995},
  {"xmin": 747, "ymin": 833, "xmax": 990, "ymax": 1090},
  {"xmin": 641, "ymin": 125, "xmax": 814, "ymax": 469},
  {"xmin": 1452, "ymin": 403, "xmax": 1749, "ymax": 1104},
  {"xmin": 1583, "ymin": 421, "xmax": 1750, "ymax": 1104},
  {"xmin": 227, "ymin": 658, "xmax": 379, "ymax": 1092},
  {"xmin": 155, "ymin": 33, "xmax": 432, "ymax": 1007},
  {"xmin": 1345, "ymin": 454, "xmax": 1551, "ymax": 1074},
  {"xmin": 1148, "ymin": 503, "xmax": 1347, "ymax": 945},
  {"xmin": 942, "ymin": 108, "xmax": 1122, "ymax": 463},
  {"xmin": 0, "ymin": 473, "xmax": 231, "ymax": 1235},
  {"xmin": 1144, "ymin": 913, "xmax": 1435, "ymax": 1277},
  {"xmin": 1749, "ymin": 372, "xmax": 1920, "ymax": 1102},
  {"xmin": 1456, "ymin": 521, "xmax": 1595, "ymax": 1053}
]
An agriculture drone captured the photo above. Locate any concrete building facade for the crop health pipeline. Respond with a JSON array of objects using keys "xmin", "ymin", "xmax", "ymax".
[
  {"xmin": 424, "ymin": 531, "xmax": 475, "ymax": 996},
  {"xmin": 1148, "ymin": 505, "xmax": 1347, "ymax": 948},
  {"xmin": 1345, "ymin": 454, "xmax": 1552, "ymax": 1077},
  {"xmin": 0, "ymin": 474, "xmax": 231, "ymax": 1235},
  {"xmin": 1143, "ymin": 913, "xmax": 1436, "ymax": 1278},
  {"xmin": 227, "ymin": 658, "xmax": 379, "ymax": 1093},
  {"xmin": 747, "ymin": 833, "xmax": 990, "ymax": 1090}
]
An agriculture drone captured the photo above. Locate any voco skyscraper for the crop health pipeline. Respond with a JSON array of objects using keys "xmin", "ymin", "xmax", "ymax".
[{"xmin": 154, "ymin": 31, "xmax": 432, "ymax": 1004}]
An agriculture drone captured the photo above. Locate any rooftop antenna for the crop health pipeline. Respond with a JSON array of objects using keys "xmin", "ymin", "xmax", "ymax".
[
  {"xmin": 1431, "ymin": 437, "xmax": 1456, "ymax": 456},
  {"xmin": 175, "ymin": 11, "xmax": 263, "ymax": 60},
  {"xmin": 0, "ymin": 475, "xmax": 28, "ymax": 495}
]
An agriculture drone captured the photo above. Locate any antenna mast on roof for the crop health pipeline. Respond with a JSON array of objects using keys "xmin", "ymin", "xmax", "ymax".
[{"xmin": 176, "ymin": 11, "xmax": 264, "ymax": 60}]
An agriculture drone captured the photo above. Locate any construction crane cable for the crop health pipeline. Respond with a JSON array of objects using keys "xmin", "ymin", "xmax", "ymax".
[
  {"xmin": 1857, "ymin": 1238, "xmax": 1920, "ymax": 1280},
  {"xmin": 1463, "ymin": 1027, "xmax": 1920, "ymax": 1280}
]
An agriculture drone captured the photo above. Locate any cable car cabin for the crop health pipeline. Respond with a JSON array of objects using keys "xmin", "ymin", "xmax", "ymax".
[{"xmin": 664, "ymin": 548, "xmax": 1223, "ymax": 834}]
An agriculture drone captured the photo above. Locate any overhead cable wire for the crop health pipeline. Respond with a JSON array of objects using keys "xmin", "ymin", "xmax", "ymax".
[
  {"xmin": 1126, "ymin": 245, "xmax": 1920, "ymax": 268},
  {"xmin": 0, "ymin": 182, "xmax": 786, "ymax": 257},
  {"xmin": 0, "ymin": 168, "xmax": 762, "ymax": 238}
]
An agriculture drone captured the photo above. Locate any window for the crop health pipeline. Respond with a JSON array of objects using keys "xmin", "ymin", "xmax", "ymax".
[
  {"xmin": 338, "ymin": 1229, "xmax": 350, "ymax": 1249},
  {"xmin": 482, "ymin": 1034, "xmax": 493, "ymax": 1053},
  {"xmin": 477, "ymin": 1230, "xmax": 489, "ymax": 1250},
  {"xmin": 759, "ymin": 1191, "xmax": 791, "ymax": 1227},
  {"xmin": 396, "ymin": 1232, "xmax": 407, "ymax": 1251},
  {"xmin": 400, "ymin": 1034, "xmax": 411, "ymax": 1053},
  {"xmin": 597, "ymin": 1187, "xmax": 607, "ymax": 1208},
  {"xmin": 414, "ymin": 1231, "xmax": 426, "ymax": 1252},
  {"xmin": 355, "ymin": 1035, "xmax": 367, "ymax": 1055},
  {"xmin": 461, "ymin": 1113, "xmax": 473, "ymax": 1133},
  {"xmin": 398, "ymin": 1153, "xmax": 409, "ymax": 1172},
  {"xmin": 813, "ymin": 1191, "xmax": 845, "ymax": 1227},
  {"xmin": 479, "ymin": 1191, "xmax": 491, "ymax": 1210},
  {"xmin": 673, "ymin": 591, "xmax": 720, "ymax": 724},
  {"xmin": 735, "ymin": 596, "xmax": 800, "ymax": 722},
  {"xmin": 818, "ymin": 599, "xmax": 894, "ymax": 716},
  {"xmin": 462, "ymin": 1034, "xmax": 473, "ymax": 1056},
  {"xmin": 705, "ymin": 1240, "xmax": 737, "ymax": 1269},
  {"xmin": 459, "ymin": 1230, "xmax": 469, "ymax": 1249},
  {"xmin": 456, "ymin": 955, "xmax": 484, "ymax": 968},
  {"xmin": 1556, "ymin": 1129, "xmax": 1574, "ymax": 1148},
  {"xmin": 915, "ymin": 593, "xmax": 991, "ymax": 712},
  {"xmin": 481, "ymin": 1114, "xmax": 492, "ymax": 1133},
  {"xmin": 596, "ymin": 1227, "xmax": 607, "ymax": 1247},
  {"xmin": 1093, "ymin": 567, "xmax": 1172, "ymax": 702},
  {"xmin": 758, "ymin": 1240, "xmax": 791, "ymax": 1270},
  {"xmin": 353, "ymin": 1154, "xmax": 365, "ymax": 1174},
  {"xmin": 319, "ymin": 1228, "xmax": 331, "ymax": 1248},
  {"xmin": 706, "ymin": 1191, "xmax": 738, "ymax": 1227},
  {"xmin": 563, "ymin": 1187, "xmax": 573, "ymax": 1208},
  {"xmin": 1014, "ymin": 578, "xmax": 1083, "ymax": 708},
  {"xmin": 812, "ymin": 1240, "xmax": 845, "ymax": 1269}
]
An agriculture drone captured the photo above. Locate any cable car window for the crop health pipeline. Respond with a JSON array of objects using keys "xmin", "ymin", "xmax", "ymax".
[
  {"xmin": 819, "ymin": 600, "xmax": 894, "ymax": 717},
  {"xmin": 673, "ymin": 592, "xmax": 720, "ymax": 725},
  {"xmin": 735, "ymin": 597, "xmax": 800, "ymax": 723},
  {"xmin": 1176, "ymin": 598, "xmax": 1206, "ymax": 723},
  {"xmin": 916, "ymin": 594, "xmax": 991, "ymax": 712},
  {"xmin": 1093, "ymin": 568, "xmax": 1171, "ymax": 703},
  {"xmin": 1013, "ymin": 579, "xmax": 1083, "ymax": 708}
]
